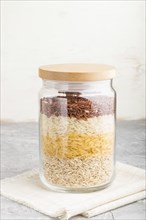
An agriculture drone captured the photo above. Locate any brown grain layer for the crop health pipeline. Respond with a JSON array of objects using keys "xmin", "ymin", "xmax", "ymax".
[{"xmin": 40, "ymin": 93, "xmax": 115, "ymax": 120}]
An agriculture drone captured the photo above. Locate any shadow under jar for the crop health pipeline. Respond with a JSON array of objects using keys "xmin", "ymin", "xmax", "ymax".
[{"xmin": 38, "ymin": 64, "xmax": 116, "ymax": 192}]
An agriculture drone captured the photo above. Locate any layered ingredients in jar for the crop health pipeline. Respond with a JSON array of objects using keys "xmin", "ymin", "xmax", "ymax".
[{"xmin": 40, "ymin": 92, "xmax": 115, "ymax": 188}]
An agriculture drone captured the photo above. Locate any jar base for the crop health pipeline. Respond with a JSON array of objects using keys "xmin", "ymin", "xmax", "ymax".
[{"xmin": 40, "ymin": 173, "xmax": 115, "ymax": 193}]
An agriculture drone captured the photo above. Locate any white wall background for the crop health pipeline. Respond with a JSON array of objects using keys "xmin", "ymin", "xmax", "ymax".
[{"xmin": 1, "ymin": 0, "xmax": 145, "ymax": 122}]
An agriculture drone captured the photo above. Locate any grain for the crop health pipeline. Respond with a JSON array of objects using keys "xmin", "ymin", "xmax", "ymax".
[
  {"xmin": 40, "ymin": 92, "xmax": 115, "ymax": 188},
  {"xmin": 41, "ymin": 132, "xmax": 114, "ymax": 159},
  {"xmin": 40, "ymin": 114, "xmax": 115, "ymax": 137},
  {"xmin": 40, "ymin": 95, "xmax": 115, "ymax": 120},
  {"xmin": 42, "ymin": 154, "xmax": 113, "ymax": 187}
]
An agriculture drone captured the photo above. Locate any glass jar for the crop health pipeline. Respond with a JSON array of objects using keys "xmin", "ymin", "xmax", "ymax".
[{"xmin": 39, "ymin": 64, "xmax": 116, "ymax": 192}]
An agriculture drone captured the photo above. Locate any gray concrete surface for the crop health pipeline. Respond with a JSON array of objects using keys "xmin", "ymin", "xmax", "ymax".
[{"xmin": 1, "ymin": 120, "xmax": 146, "ymax": 220}]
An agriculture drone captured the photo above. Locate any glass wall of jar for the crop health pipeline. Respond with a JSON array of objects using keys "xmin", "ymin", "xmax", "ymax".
[{"xmin": 38, "ymin": 64, "xmax": 116, "ymax": 192}]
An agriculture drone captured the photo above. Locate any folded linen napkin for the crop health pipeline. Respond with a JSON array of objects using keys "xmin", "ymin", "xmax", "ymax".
[{"xmin": 1, "ymin": 162, "xmax": 146, "ymax": 220}]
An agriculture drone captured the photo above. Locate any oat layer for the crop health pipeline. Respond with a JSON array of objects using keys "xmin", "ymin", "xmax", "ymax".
[{"xmin": 42, "ymin": 154, "xmax": 113, "ymax": 187}]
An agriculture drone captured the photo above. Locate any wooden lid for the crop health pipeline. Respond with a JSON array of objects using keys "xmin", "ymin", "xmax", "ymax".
[{"xmin": 39, "ymin": 64, "xmax": 116, "ymax": 81}]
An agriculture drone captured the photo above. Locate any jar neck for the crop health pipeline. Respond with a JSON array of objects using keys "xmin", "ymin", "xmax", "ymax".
[{"xmin": 42, "ymin": 80, "xmax": 112, "ymax": 92}]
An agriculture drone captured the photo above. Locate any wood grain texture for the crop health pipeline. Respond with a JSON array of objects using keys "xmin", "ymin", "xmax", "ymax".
[
  {"xmin": 39, "ymin": 64, "xmax": 116, "ymax": 81},
  {"xmin": 1, "ymin": 120, "xmax": 145, "ymax": 220}
]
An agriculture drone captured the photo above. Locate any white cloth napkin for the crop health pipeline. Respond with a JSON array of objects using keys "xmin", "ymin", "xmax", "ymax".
[{"xmin": 1, "ymin": 162, "xmax": 146, "ymax": 220}]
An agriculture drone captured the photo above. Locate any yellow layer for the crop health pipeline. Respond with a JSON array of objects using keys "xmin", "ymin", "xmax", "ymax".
[{"xmin": 41, "ymin": 132, "xmax": 114, "ymax": 159}]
